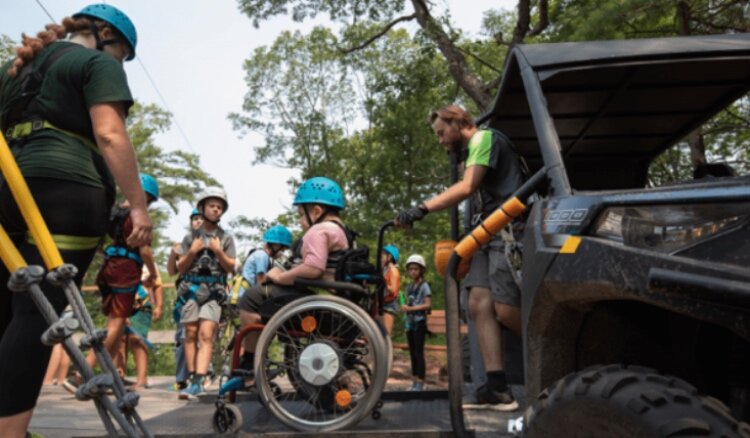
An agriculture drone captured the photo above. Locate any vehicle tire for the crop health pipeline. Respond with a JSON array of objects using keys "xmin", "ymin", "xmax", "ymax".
[
  {"xmin": 212, "ymin": 404, "xmax": 243, "ymax": 434},
  {"xmin": 525, "ymin": 364, "xmax": 750, "ymax": 438}
]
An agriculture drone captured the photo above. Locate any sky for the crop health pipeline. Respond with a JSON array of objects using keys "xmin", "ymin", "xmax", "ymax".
[{"xmin": 2, "ymin": 0, "xmax": 516, "ymax": 249}]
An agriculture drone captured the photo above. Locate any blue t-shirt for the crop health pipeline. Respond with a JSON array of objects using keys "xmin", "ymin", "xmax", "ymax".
[
  {"xmin": 241, "ymin": 249, "xmax": 271, "ymax": 292},
  {"xmin": 405, "ymin": 281, "xmax": 432, "ymax": 324}
]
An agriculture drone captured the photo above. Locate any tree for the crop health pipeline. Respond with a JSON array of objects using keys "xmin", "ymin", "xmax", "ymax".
[{"xmin": 237, "ymin": 0, "xmax": 551, "ymax": 111}]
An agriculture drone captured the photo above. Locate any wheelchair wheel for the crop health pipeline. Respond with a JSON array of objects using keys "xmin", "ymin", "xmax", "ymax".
[
  {"xmin": 212, "ymin": 403, "xmax": 243, "ymax": 434},
  {"xmin": 255, "ymin": 295, "xmax": 388, "ymax": 432}
]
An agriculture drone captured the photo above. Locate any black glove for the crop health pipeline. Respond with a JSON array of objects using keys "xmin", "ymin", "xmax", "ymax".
[{"xmin": 396, "ymin": 204, "xmax": 428, "ymax": 227}]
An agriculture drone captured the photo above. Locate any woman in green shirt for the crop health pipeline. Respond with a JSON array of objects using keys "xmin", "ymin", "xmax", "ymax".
[{"xmin": 0, "ymin": 5, "xmax": 151, "ymax": 437}]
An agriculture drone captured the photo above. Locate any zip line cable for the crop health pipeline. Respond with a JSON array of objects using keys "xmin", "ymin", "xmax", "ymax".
[
  {"xmin": 34, "ymin": 0, "xmax": 197, "ymax": 154},
  {"xmin": 135, "ymin": 58, "xmax": 197, "ymax": 153},
  {"xmin": 34, "ymin": 0, "xmax": 55, "ymax": 23}
]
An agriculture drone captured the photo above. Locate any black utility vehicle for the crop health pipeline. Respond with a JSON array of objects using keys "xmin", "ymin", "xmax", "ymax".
[{"xmin": 486, "ymin": 34, "xmax": 750, "ymax": 436}]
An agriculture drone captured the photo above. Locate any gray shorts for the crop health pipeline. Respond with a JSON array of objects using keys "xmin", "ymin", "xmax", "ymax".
[
  {"xmin": 463, "ymin": 238, "xmax": 521, "ymax": 307},
  {"xmin": 181, "ymin": 298, "xmax": 222, "ymax": 323}
]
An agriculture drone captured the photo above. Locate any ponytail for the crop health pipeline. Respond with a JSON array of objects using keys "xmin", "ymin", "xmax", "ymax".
[{"xmin": 7, "ymin": 16, "xmax": 102, "ymax": 78}]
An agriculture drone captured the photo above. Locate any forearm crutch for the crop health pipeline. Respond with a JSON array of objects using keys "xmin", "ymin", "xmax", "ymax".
[{"xmin": 0, "ymin": 132, "xmax": 152, "ymax": 438}]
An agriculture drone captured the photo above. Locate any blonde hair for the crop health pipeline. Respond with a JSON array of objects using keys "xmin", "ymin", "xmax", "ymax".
[
  {"xmin": 429, "ymin": 105, "xmax": 476, "ymax": 130},
  {"xmin": 7, "ymin": 16, "xmax": 105, "ymax": 77}
]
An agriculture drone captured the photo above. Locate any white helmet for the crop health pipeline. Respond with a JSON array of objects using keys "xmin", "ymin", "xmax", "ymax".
[
  {"xmin": 197, "ymin": 186, "xmax": 228, "ymax": 211},
  {"xmin": 405, "ymin": 254, "xmax": 426, "ymax": 269}
]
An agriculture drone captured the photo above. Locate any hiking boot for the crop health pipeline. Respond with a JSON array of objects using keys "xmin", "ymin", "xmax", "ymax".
[
  {"xmin": 178, "ymin": 382, "xmax": 204, "ymax": 400},
  {"xmin": 463, "ymin": 384, "xmax": 519, "ymax": 412}
]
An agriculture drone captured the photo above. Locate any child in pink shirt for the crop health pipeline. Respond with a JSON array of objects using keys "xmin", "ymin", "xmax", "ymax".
[{"xmin": 237, "ymin": 177, "xmax": 349, "ymax": 370}]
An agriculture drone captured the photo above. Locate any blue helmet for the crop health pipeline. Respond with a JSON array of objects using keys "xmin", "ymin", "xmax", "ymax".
[
  {"xmin": 293, "ymin": 177, "xmax": 345, "ymax": 210},
  {"xmin": 383, "ymin": 245, "xmax": 400, "ymax": 263},
  {"xmin": 139, "ymin": 173, "xmax": 159, "ymax": 200},
  {"xmin": 74, "ymin": 4, "xmax": 137, "ymax": 61},
  {"xmin": 190, "ymin": 208, "xmax": 201, "ymax": 218},
  {"xmin": 263, "ymin": 225, "xmax": 293, "ymax": 248}
]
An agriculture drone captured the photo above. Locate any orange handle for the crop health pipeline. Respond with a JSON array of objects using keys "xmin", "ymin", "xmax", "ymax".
[{"xmin": 454, "ymin": 197, "xmax": 526, "ymax": 259}]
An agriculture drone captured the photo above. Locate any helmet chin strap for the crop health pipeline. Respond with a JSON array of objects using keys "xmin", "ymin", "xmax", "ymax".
[
  {"xmin": 199, "ymin": 204, "xmax": 220, "ymax": 225},
  {"xmin": 89, "ymin": 23, "xmax": 120, "ymax": 53},
  {"xmin": 302, "ymin": 205, "xmax": 330, "ymax": 228},
  {"xmin": 268, "ymin": 244, "xmax": 282, "ymax": 258}
]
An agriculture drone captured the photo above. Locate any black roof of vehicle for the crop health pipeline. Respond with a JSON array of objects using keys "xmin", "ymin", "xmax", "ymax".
[{"xmin": 487, "ymin": 33, "xmax": 750, "ymax": 190}]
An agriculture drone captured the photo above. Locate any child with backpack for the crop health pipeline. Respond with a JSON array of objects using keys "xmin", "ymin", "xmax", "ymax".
[
  {"xmin": 64, "ymin": 173, "xmax": 159, "ymax": 394},
  {"xmin": 401, "ymin": 254, "xmax": 432, "ymax": 391},
  {"xmin": 176, "ymin": 187, "xmax": 236, "ymax": 399},
  {"xmin": 167, "ymin": 208, "xmax": 203, "ymax": 391},
  {"xmin": 234, "ymin": 225, "xmax": 293, "ymax": 297}
]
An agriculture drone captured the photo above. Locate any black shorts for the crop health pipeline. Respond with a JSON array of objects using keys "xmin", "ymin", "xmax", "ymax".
[
  {"xmin": 0, "ymin": 178, "xmax": 110, "ymax": 415},
  {"xmin": 238, "ymin": 283, "xmax": 312, "ymax": 322}
]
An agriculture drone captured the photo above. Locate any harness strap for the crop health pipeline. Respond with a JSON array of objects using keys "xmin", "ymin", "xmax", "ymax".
[
  {"xmin": 104, "ymin": 245, "xmax": 143, "ymax": 264},
  {"xmin": 6, "ymin": 119, "xmax": 99, "ymax": 153},
  {"xmin": 111, "ymin": 285, "xmax": 138, "ymax": 294},
  {"xmin": 26, "ymin": 233, "xmax": 101, "ymax": 251},
  {"xmin": 182, "ymin": 274, "xmax": 226, "ymax": 285}
]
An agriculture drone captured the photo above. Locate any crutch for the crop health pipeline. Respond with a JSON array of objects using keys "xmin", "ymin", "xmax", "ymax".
[{"xmin": 0, "ymin": 132, "xmax": 152, "ymax": 437}]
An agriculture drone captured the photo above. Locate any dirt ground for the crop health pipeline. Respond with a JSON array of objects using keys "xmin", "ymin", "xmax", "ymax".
[{"xmin": 385, "ymin": 348, "xmax": 449, "ymax": 390}]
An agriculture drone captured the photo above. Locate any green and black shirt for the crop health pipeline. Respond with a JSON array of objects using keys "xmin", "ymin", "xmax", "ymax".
[
  {"xmin": 0, "ymin": 41, "xmax": 133, "ymax": 193},
  {"xmin": 463, "ymin": 129, "xmax": 524, "ymax": 226}
]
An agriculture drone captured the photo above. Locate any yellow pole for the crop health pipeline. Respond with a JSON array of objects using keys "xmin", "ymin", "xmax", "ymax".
[
  {"xmin": 0, "ymin": 224, "xmax": 27, "ymax": 272},
  {"xmin": 0, "ymin": 132, "xmax": 63, "ymax": 269}
]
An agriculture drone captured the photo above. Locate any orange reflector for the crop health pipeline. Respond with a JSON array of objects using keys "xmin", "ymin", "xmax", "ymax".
[
  {"xmin": 301, "ymin": 316, "xmax": 317, "ymax": 333},
  {"xmin": 335, "ymin": 389, "xmax": 352, "ymax": 408},
  {"xmin": 560, "ymin": 236, "xmax": 582, "ymax": 254}
]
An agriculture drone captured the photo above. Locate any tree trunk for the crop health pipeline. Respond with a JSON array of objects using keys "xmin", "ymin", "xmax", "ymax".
[
  {"xmin": 410, "ymin": 0, "xmax": 491, "ymax": 109},
  {"xmin": 677, "ymin": 0, "xmax": 707, "ymax": 167},
  {"xmin": 687, "ymin": 130, "xmax": 706, "ymax": 167}
]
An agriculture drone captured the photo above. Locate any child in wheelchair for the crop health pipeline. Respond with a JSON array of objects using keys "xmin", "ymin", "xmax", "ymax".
[
  {"xmin": 237, "ymin": 176, "xmax": 352, "ymax": 372},
  {"xmin": 212, "ymin": 177, "xmax": 389, "ymax": 433}
]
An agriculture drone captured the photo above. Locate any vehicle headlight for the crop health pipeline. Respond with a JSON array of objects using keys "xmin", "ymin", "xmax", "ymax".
[{"xmin": 593, "ymin": 203, "xmax": 749, "ymax": 253}]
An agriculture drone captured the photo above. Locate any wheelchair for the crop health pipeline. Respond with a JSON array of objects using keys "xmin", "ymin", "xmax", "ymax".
[{"xmin": 212, "ymin": 223, "xmax": 394, "ymax": 434}]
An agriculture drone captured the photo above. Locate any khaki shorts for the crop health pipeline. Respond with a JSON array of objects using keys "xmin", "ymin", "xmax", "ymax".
[
  {"xmin": 181, "ymin": 298, "xmax": 222, "ymax": 323},
  {"xmin": 463, "ymin": 238, "xmax": 521, "ymax": 307}
]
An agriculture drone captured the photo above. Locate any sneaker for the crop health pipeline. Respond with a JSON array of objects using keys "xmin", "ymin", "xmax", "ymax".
[
  {"xmin": 62, "ymin": 375, "xmax": 82, "ymax": 395},
  {"xmin": 413, "ymin": 382, "xmax": 425, "ymax": 391},
  {"xmin": 463, "ymin": 384, "xmax": 518, "ymax": 412},
  {"xmin": 178, "ymin": 382, "xmax": 204, "ymax": 400}
]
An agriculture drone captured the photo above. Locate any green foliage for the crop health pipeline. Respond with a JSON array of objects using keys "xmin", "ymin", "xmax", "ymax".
[
  {"xmin": 237, "ymin": 0, "xmax": 408, "ymax": 27},
  {"xmin": 545, "ymin": 0, "xmax": 750, "ymax": 42},
  {"xmin": 0, "ymin": 34, "xmax": 15, "ymax": 65},
  {"xmin": 230, "ymin": 23, "xmax": 465, "ymax": 308}
]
